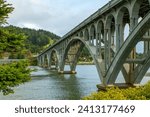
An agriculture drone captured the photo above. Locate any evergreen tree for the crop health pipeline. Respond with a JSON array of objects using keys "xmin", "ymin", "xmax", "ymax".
[
  {"xmin": 0, "ymin": 0, "xmax": 13, "ymax": 25},
  {"xmin": 3, "ymin": 25, "xmax": 60, "ymax": 54},
  {"xmin": 0, "ymin": 0, "xmax": 31, "ymax": 95}
]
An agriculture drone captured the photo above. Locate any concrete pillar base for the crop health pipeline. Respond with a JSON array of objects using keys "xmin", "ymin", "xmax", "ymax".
[
  {"xmin": 97, "ymin": 83, "xmax": 139, "ymax": 91},
  {"xmin": 58, "ymin": 71, "xmax": 77, "ymax": 74}
]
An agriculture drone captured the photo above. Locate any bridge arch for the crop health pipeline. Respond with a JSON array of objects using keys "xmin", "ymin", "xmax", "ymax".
[
  {"xmin": 117, "ymin": 6, "xmax": 130, "ymax": 43},
  {"xmin": 97, "ymin": 20, "xmax": 104, "ymax": 56},
  {"xmin": 115, "ymin": 6, "xmax": 131, "ymax": 84},
  {"xmin": 105, "ymin": 11, "xmax": 150, "ymax": 85},
  {"xmin": 61, "ymin": 37, "xmax": 104, "ymax": 82},
  {"xmin": 84, "ymin": 28, "xmax": 90, "ymax": 41},
  {"xmin": 131, "ymin": 0, "xmax": 150, "ymax": 28},
  {"xmin": 105, "ymin": 14, "xmax": 116, "ymax": 65},
  {"xmin": 90, "ymin": 24, "xmax": 96, "ymax": 46},
  {"xmin": 80, "ymin": 31, "xmax": 84, "ymax": 38},
  {"xmin": 61, "ymin": 38, "xmax": 84, "ymax": 72},
  {"xmin": 49, "ymin": 49, "xmax": 59, "ymax": 70}
]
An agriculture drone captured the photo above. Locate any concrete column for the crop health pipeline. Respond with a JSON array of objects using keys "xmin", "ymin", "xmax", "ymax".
[
  {"xmin": 108, "ymin": 28, "xmax": 111, "ymax": 66},
  {"xmin": 104, "ymin": 29, "xmax": 108, "ymax": 71},
  {"xmin": 47, "ymin": 54, "xmax": 50, "ymax": 68},
  {"xmin": 148, "ymin": 42, "xmax": 150, "ymax": 51},
  {"xmin": 37, "ymin": 57, "xmax": 39, "ymax": 66},
  {"xmin": 149, "ymin": 30, "xmax": 150, "ymax": 51},
  {"xmin": 120, "ymin": 23, "xmax": 124, "ymax": 46},
  {"xmin": 111, "ymin": 35, "xmax": 114, "ymax": 46},
  {"xmin": 130, "ymin": 17, "xmax": 139, "ymax": 60},
  {"xmin": 144, "ymin": 30, "xmax": 150, "ymax": 54},
  {"xmin": 40, "ymin": 57, "xmax": 42, "ymax": 66},
  {"xmin": 92, "ymin": 35, "xmax": 94, "ymax": 46},
  {"xmin": 96, "ymin": 33, "xmax": 99, "ymax": 56},
  {"xmin": 99, "ymin": 32, "xmax": 102, "ymax": 56},
  {"xmin": 42, "ymin": 56, "xmax": 45, "ymax": 67},
  {"xmin": 115, "ymin": 24, "xmax": 120, "ymax": 52},
  {"xmin": 130, "ymin": 17, "xmax": 138, "ymax": 31},
  {"xmin": 89, "ymin": 35, "xmax": 92, "ymax": 45},
  {"xmin": 128, "ymin": 16, "xmax": 139, "ymax": 80},
  {"xmin": 144, "ymin": 42, "xmax": 148, "ymax": 54}
]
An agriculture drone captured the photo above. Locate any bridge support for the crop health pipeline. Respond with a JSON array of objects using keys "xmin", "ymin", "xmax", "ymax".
[
  {"xmin": 97, "ymin": 83, "xmax": 139, "ymax": 91},
  {"xmin": 58, "ymin": 71, "xmax": 77, "ymax": 74}
]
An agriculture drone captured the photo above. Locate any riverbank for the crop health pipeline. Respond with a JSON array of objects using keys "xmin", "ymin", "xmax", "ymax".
[{"xmin": 83, "ymin": 81, "xmax": 150, "ymax": 100}]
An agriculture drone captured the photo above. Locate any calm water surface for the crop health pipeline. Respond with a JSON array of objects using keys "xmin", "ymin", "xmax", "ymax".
[
  {"xmin": 0, "ymin": 65, "xmax": 100, "ymax": 100},
  {"xmin": 0, "ymin": 65, "xmax": 150, "ymax": 100}
]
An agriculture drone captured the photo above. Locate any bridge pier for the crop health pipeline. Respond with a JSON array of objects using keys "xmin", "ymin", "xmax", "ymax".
[
  {"xmin": 58, "ymin": 71, "xmax": 77, "ymax": 74},
  {"xmin": 97, "ymin": 83, "xmax": 139, "ymax": 91}
]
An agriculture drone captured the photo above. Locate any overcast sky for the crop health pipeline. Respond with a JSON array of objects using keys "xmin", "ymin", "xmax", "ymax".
[{"xmin": 6, "ymin": 0, "xmax": 110, "ymax": 36}]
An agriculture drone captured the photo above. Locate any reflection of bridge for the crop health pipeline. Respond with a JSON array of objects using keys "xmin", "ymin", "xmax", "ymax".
[{"xmin": 38, "ymin": 0, "xmax": 150, "ymax": 88}]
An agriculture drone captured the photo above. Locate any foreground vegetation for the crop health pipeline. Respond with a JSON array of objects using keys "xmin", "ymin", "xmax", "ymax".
[
  {"xmin": 83, "ymin": 82, "xmax": 150, "ymax": 100},
  {"xmin": 0, "ymin": 60, "xmax": 31, "ymax": 95},
  {"xmin": 0, "ymin": 1, "xmax": 31, "ymax": 95}
]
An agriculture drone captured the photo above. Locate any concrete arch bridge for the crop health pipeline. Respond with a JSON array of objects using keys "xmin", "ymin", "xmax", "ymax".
[{"xmin": 38, "ymin": 0, "xmax": 150, "ymax": 88}]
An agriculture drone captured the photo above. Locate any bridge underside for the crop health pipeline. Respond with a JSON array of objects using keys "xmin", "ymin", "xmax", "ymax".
[{"xmin": 38, "ymin": 0, "xmax": 150, "ymax": 89}]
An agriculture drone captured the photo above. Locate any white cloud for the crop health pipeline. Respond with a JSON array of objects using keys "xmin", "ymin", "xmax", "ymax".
[
  {"xmin": 23, "ymin": 23, "xmax": 41, "ymax": 30},
  {"xmin": 6, "ymin": 0, "xmax": 109, "ymax": 36}
]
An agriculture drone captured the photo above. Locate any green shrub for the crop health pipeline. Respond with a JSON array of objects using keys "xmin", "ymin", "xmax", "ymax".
[
  {"xmin": 0, "ymin": 60, "xmax": 31, "ymax": 95},
  {"xmin": 122, "ymin": 87, "xmax": 146, "ymax": 100},
  {"xmin": 83, "ymin": 82, "xmax": 150, "ymax": 100},
  {"xmin": 141, "ymin": 81, "xmax": 150, "ymax": 99}
]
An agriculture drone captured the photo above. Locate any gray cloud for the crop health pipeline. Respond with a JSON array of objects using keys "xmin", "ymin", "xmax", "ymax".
[{"xmin": 6, "ymin": 0, "xmax": 109, "ymax": 36}]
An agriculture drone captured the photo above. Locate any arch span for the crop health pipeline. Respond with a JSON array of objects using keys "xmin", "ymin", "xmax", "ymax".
[
  {"xmin": 84, "ymin": 28, "xmax": 89, "ymax": 41},
  {"xmin": 105, "ymin": 11, "xmax": 150, "ymax": 85},
  {"xmin": 97, "ymin": 20, "xmax": 104, "ymax": 56},
  {"xmin": 131, "ymin": 0, "xmax": 150, "ymax": 28},
  {"xmin": 60, "ymin": 37, "xmax": 104, "ymax": 82},
  {"xmin": 90, "ymin": 24, "xmax": 96, "ymax": 46},
  {"xmin": 49, "ymin": 49, "xmax": 59, "ymax": 70}
]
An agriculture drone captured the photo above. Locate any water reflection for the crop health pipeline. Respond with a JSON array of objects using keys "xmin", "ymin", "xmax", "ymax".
[
  {"xmin": 0, "ymin": 65, "xmax": 100, "ymax": 100},
  {"xmin": 0, "ymin": 65, "xmax": 149, "ymax": 100}
]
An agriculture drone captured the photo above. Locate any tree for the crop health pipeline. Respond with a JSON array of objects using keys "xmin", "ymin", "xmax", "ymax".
[
  {"xmin": 0, "ymin": 1, "xmax": 28, "ymax": 58},
  {"xmin": 3, "ymin": 25, "xmax": 60, "ymax": 54},
  {"xmin": 0, "ymin": 0, "xmax": 14, "ymax": 25},
  {"xmin": 0, "ymin": 1, "xmax": 31, "ymax": 95},
  {"xmin": 0, "ymin": 27, "xmax": 27, "ymax": 58},
  {"xmin": 0, "ymin": 60, "xmax": 31, "ymax": 95},
  {"xmin": 0, "ymin": 0, "xmax": 14, "ymax": 55}
]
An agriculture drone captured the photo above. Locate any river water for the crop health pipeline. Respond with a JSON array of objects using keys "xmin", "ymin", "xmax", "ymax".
[{"xmin": 0, "ymin": 65, "xmax": 150, "ymax": 100}]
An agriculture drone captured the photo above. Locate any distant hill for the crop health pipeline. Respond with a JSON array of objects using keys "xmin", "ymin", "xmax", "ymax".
[{"xmin": 3, "ymin": 25, "xmax": 61, "ymax": 54}]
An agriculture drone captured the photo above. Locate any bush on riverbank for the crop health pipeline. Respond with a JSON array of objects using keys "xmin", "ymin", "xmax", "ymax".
[
  {"xmin": 83, "ymin": 82, "xmax": 150, "ymax": 100},
  {"xmin": 0, "ymin": 60, "xmax": 31, "ymax": 95}
]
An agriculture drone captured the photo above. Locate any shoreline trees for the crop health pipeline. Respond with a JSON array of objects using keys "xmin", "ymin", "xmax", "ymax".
[{"xmin": 0, "ymin": 0, "xmax": 31, "ymax": 95}]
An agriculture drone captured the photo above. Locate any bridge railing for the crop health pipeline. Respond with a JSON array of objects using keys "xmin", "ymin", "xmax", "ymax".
[
  {"xmin": 62, "ymin": 0, "xmax": 123, "ymax": 40},
  {"xmin": 38, "ymin": 0, "xmax": 124, "ymax": 57}
]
